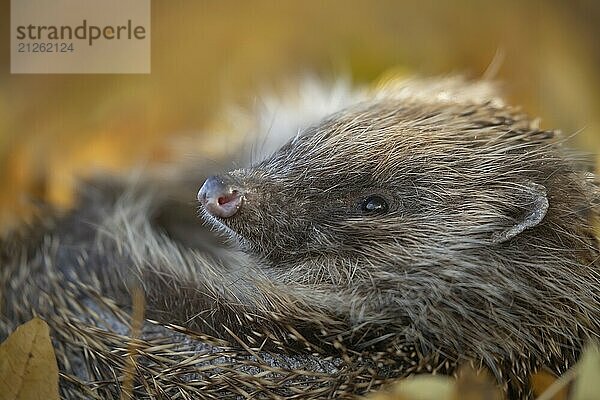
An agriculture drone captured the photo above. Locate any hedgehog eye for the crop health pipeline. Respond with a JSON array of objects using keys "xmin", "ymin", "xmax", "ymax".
[{"xmin": 361, "ymin": 195, "xmax": 389, "ymax": 214}]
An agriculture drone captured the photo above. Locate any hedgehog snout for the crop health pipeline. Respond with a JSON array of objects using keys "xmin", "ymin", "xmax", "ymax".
[{"xmin": 198, "ymin": 175, "xmax": 244, "ymax": 218}]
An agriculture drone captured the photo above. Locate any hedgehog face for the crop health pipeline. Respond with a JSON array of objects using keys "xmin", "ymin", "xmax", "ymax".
[
  {"xmin": 198, "ymin": 105, "xmax": 431, "ymax": 269},
  {"xmin": 199, "ymin": 100, "xmax": 561, "ymax": 281}
]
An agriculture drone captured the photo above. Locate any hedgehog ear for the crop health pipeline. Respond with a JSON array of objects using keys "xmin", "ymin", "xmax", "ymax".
[{"xmin": 491, "ymin": 182, "xmax": 549, "ymax": 244}]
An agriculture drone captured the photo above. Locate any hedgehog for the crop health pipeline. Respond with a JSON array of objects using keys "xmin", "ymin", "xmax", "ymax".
[{"xmin": 1, "ymin": 77, "xmax": 599, "ymax": 399}]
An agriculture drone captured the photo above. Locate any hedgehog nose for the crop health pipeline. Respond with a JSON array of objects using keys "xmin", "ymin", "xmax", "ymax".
[{"xmin": 198, "ymin": 175, "xmax": 243, "ymax": 218}]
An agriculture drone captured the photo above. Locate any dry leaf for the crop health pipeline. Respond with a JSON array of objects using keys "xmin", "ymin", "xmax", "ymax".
[
  {"xmin": 453, "ymin": 365, "xmax": 503, "ymax": 400},
  {"xmin": 572, "ymin": 344, "xmax": 600, "ymax": 400},
  {"xmin": 366, "ymin": 389, "xmax": 412, "ymax": 400},
  {"xmin": 0, "ymin": 317, "xmax": 59, "ymax": 400},
  {"xmin": 531, "ymin": 369, "xmax": 569, "ymax": 400},
  {"xmin": 365, "ymin": 375, "xmax": 453, "ymax": 400},
  {"xmin": 393, "ymin": 375, "xmax": 454, "ymax": 400}
]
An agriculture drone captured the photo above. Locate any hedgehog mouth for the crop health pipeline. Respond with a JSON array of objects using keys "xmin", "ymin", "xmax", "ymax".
[{"xmin": 199, "ymin": 207, "xmax": 245, "ymax": 243}]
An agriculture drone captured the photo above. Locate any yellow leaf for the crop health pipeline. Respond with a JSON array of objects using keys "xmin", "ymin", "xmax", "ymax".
[
  {"xmin": 393, "ymin": 375, "xmax": 454, "ymax": 400},
  {"xmin": 572, "ymin": 344, "xmax": 600, "ymax": 400},
  {"xmin": 531, "ymin": 369, "xmax": 569, "ymax": 400},
  {"xmin": 453, "ymin": 365, "xmax": 503, "ymax": 400},
  {"xmin": 0, "ymin": 317, "xmax": 59, "ymax": 400},
  {"xmin": 365, "ymin": 375, "xmax": 453, "ymax": 400}
]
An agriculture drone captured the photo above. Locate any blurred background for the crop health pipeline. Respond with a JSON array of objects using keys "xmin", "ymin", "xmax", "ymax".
[{"xmin": 0, "ymin": 0, "xmax": 599, "ymax": 234}]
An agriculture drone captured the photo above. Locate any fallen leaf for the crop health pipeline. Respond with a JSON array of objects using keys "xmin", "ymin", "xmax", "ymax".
[
  {"xmin": 572, "ymin": 343, "xmax": 600, "ymax": 400},
  {"xmin": 0, "ymin": 317, "xmax": 59, "ymax": 400},
  {"xmin": 531, "ymin": 369, "xmax": 569, "ymax": 400},
  {"xmin": 453, "ymin": 365, "xmax": 503, "ymax": 400},
  {"xmin": 393, "ymin": 375, "xmax": 454, "ymax": 400},
  {"xmin": 365, "ymin": 375, "xmax": 453, "ymax": 400}
]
